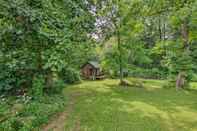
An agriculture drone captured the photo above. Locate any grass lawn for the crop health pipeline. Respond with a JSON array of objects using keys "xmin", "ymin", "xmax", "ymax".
[
  {"xmin": 63, "ymin": 78, "xmax": 197, "ymax": 131},
  {"xmin": 1, "ymin": 78, "xmax": 197, "ymax": 131}
]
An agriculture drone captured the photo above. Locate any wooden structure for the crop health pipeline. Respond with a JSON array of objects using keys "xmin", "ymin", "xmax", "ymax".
[{"xmin": 81, "ymin": 61, "xmax": 104, "ymax": 80}]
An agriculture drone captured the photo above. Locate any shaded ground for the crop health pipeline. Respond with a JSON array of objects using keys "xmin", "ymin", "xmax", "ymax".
[
  {"xmin": 43, "ymin": 78, "xmax": 197, "ymax": 131},
  {"xmin": 0, "ymin": 95, "xmax": 66, "ymax": 131},
  {"xmin": 42, "ymin": 93, "xmax": 81, "ymax": 131}
]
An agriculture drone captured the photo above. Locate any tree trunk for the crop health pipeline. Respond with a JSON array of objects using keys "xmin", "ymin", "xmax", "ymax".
[
  {"xmin": 181, "ymin": 21, "xmax": 190, "ymax": 51},
  {"xmin": 176, "ymin": 72, "xmax": 186, "ymax": 90},
  {"xmin": 163, "ymin": 22, "xmax": 166, "ymax": 41},
  {"xmin": 158, "ymin": 16, "xmax": 162, "ymax": 41},
  {"xmin": 45, "ymin": 70, "xmax": 53, "ymax": 89},
  {"xmin": 116, "ymin": 0, "xmax": 124, "ymax": 84},
  {"xmin": 176, "ymin": 20, "xmax": 190, "ymax": 90},
  {"xmin": 117, "ymin": 28, "xmax": 124, "ymax": 83},
  {"xmin": 37, "ymin": 49, "xmax": 43, "ymax": 74}
]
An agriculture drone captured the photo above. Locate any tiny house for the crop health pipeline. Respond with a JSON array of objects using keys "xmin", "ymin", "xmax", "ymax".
[{"xmin": 81, "ymin": 61, "xmax": 104, "ymax": 80}]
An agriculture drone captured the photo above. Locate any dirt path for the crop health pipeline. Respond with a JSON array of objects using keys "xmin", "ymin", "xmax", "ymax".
[{"xmin": 42, "ymin": 93, "xmax": 80, "ymax": 131}]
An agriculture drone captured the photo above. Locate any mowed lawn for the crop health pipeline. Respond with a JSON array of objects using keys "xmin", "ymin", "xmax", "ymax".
[{"xmin": 63, "ymin": 78, "xmax": 197, "ymax": 131}]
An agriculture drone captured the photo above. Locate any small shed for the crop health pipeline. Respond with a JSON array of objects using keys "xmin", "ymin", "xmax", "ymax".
[{"xmin": 81, "ymin": 61, "xmax": 104, "ymax": 80}]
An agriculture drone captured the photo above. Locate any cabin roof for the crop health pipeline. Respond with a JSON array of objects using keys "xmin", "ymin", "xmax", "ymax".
[
  {"xmin": 82, "ymin": 61, "xmax": 100, "ymax": 69},
  {"xmin": 88, "ymin": 61, "xmax": 100, "ymax": 69}
]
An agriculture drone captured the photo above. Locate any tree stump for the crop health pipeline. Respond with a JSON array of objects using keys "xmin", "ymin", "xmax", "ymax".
[{"xmin": 176, "ymin": 72, "xmax": 186, "ymax": 90}]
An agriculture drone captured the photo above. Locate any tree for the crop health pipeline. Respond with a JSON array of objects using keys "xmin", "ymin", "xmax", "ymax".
[
  {"xmin": 0, "ymin": 0, "xmax": 96, "ymax": 94},
  {"xmin": 95, "ymin": 0, "xmax": 146, "ymax": 84},
  {"xmin": 145, "ymin": 0, "xmax": 196, "ymax": 88}
]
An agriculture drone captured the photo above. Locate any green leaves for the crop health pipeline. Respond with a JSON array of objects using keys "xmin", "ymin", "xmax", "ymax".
[{"xmin": 0, "ymin": 0, "xmax": 97, "ymax": 94}]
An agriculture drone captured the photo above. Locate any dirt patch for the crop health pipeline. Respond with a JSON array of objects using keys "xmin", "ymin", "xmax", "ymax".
[
  {"xmin": 42, "ymin": 110, "xmax": 68, "ymax": 131},
  {"xmin": 73, "ymin": 117, "xmax": 81, "ymax": 131},
  {"xmin": 41, "ymin": 92, "xmax": 81, "ymax": 131}
]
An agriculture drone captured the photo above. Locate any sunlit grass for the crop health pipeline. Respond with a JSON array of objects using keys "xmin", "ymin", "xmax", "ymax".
[
  {"xmin": 191, "ymin": 82, "xmax": 197, "ymax": 90},
  {"xmin": 63, "ymin": 78, "xmax": 197, "ymax": 131}
]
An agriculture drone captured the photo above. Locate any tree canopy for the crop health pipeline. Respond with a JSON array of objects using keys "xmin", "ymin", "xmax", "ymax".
[{"xmin": 0, "ymin": 0, "xmax": 196, "ymax": 94}]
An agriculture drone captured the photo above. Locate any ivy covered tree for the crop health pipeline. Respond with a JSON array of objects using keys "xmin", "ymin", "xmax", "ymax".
[{"xmin": 0, "ymin": 0, "xmax": 96, "ymax": 94}]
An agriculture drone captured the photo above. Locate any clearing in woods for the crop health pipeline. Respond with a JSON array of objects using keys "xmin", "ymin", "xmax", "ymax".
[{"xmin": 42, "ymin": 78, "xmax": 197, "ymax": 131}]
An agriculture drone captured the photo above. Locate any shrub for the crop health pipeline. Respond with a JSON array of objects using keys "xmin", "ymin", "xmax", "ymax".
[
  {"xmin": 47, "ymin": 79, "xmax": 65, "ymax": 94},
  {"xmin": 191, "ymin": 74, "xmax": 197, "ymax": 82},
  {"xmin": 31, "ymin": 75, "xmax": 45, "ymax": 99},
  {"xmin": 163, "ymin": 79, "xmax": 175, "ymax": 89},
  {"xmin": 11, "ymin": 118, "xmax": 24, "ymax": 131},
  {"xmin": 0, "ymin": 117, "xmax": 26, "ymax": 131},
  {"xmin": 0, "ymin": 94, "xmax": 66, "ymax": 130},
  {"xmin": 60, "ymin": 68, "xmax": 81, "ymax": 84},
  {"xmin": 128, "ymin": 67, "xmax": 167, "ymax": 79},
  {"xmin": 163, "ymin": 74, "xmax": 191, "ymax": 89},
  {"xmin": 0, "ymin": 67, "xmax": 17, "ymax": 93},
  {"xmin": 0, "ymin": 119, "xmax": 13, "ymax": 131}
]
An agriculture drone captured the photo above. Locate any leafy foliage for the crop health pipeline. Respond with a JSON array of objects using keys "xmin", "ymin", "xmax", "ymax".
[
  {"xmin": 0, "ymin": 94, "xmax": 66, "ymax": 130},
  {"xmin": 60, "ymin": 68, "xmax": 81, "ymax": 84},
  {"xmin": 96, "ymin": 0, "xmax": 197, "ymax": 87},
  {"xmin": 0, "ymin": 0, "xmax": 96, "ymax": 94},
  {"xmin": 31, "ymin": 75, "xmax": 45, "ymax": 99}
]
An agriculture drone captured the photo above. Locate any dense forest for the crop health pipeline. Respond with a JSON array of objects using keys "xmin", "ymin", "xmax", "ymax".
[{"xmin": 0, "ymin": 0, "xmax": 197, "ymax": 130}]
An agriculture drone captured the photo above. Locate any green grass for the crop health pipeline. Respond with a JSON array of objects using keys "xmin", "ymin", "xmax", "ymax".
[
  {"xmin": 1, "ymin": 78, "xmax": 197, "ymax": 131},
  {"xmin": 63, "ymin": 78, "xmax": 197, "ymax": 131}
]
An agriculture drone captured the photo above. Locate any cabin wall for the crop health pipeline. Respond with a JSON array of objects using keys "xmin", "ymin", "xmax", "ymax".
[
  {"xmin": 81, "ymin": 64, "xmax": 94, "ymax": 79},
  {"xmin": 81, "ymin": 64, "xmax": 101, "ymax": 79}
]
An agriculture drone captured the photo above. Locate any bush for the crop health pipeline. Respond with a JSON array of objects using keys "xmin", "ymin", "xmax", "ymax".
[
  {"xmin": 163, "ymin": 74, "xmax": 191, "ymax": 89},
  {"xmin": 47, "ymin": 79, "xmax": 65, "ymax": 94},
  {"xmin": 0, "ymin": 116, "xmax": 33, "ymax": 131},
  {"xmin": 163, "ymin": 79, "xmax": 175, "ymax": 89},
  {"xmin": 0, "ymin": 118, "xmax": 17, "ymax": 131},
  {"xmin": 60, "ymin": 68, "xmax": 81, "ymax": 84},
  {"xmin": 0, "ymin": 66, "xmax": 33, "ymax": 95},
  {"xmin": 0, "ymin": 67, "xmax": 17, "ymax": 93},
  {"xmin": 128, "ymin": 67, "xmax": 167, "ymax": 79},
  {"xmin": 104, "ymin": 70, "xmax": 118, "ymax": 79},
  {"xmin": 21, "ymin": 95, "xmax": 66, "ymax": 127},
  {"xmin": 0, "ymin": 94, "xmax": 66, "ymax": 131},
  {"xmin": 31, "ymin": 75, "xmax": 45, "ymax": 99},
  {"xmin": 191, "ymin": 74, "xmax": 197, "ymax": 82},
  {"xmin": 11, "ymin": 118, "xmax": 24, "ymax": 131}
]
